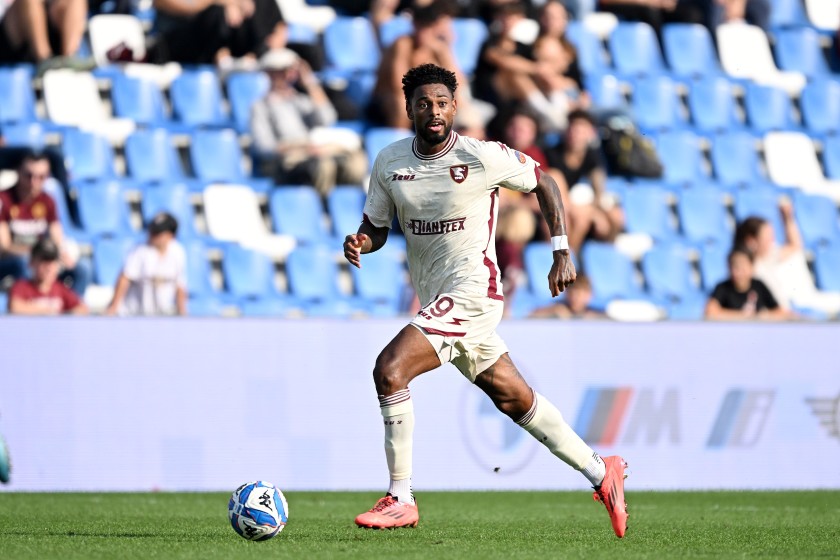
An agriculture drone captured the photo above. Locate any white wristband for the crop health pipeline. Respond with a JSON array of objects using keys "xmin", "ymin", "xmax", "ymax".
[{"xmin": 551, "ymin": 235, "xmax": 569, "ymax": 251}]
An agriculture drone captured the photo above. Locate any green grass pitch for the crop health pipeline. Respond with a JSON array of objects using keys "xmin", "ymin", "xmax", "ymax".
[{"xmin": 1, "ymin": 491, "xmax": 838, "ymax": 559}]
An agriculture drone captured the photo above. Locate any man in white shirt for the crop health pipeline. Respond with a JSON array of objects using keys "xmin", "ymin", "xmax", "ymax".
[
  {"xmin": 106, "ymin": 212, "xmax": 187, "ymax": 316},
  {"xmin": 344, "ymin": 63, "xmax": 629, "ymax": 537}
]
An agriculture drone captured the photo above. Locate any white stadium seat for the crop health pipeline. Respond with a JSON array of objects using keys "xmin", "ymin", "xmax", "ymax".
[
  {"xmin": 277, "ymin": 0, "xmax": 336, "ymax": 33},
  {"xmin": 582, "ymin": 11, "xmax": 619, "ymax": 40},
  {"xmin": 805, "ymin": 0, "xmax": 840, "ymax": 32},
  {"xmin": 764, "ymin": 132, "xmax": 840, "ymax": 202},
  {"xmin": 88, "ymin": 14, "xmax": 147, "ymax": 67}
]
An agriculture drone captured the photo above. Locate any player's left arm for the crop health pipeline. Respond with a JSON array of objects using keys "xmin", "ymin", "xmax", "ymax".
[{"xmin": 533, "ymin": 168, "xmax": 576, "ymax": 296}]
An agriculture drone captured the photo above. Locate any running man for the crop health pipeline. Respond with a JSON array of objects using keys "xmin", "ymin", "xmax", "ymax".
[{"xmin": 343, "ymin": 63, "xmax": 629, "ymax": 537}]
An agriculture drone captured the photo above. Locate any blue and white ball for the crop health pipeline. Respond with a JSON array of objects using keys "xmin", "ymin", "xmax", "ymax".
[{"xmin": 228, "ymin": 481, "xmax": 289, "ymax": 541}]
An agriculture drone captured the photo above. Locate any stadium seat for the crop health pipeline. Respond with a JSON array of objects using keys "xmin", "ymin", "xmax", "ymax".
[
  {"xmin": 88, "ymin": 14, "xmax": 146, "ymax": 67},
  {"xmin": 814, "ymin": 246, "xmax": 840, "ymax": 291},
  {"xmin": 804, "ymin": 0, "xmax": 840, "ymax": 32},
  {"xmin": 285, "ymin": 244, "xmax": 343, "ymax": 302},
  {"xmin": 565, "ymin": 22, "xmax": 610, "ymax": 76},
  {"xmin": 662, "ymin": 23, "xmax": 721, "ymax": 78},
  {"xmin": 62, "ymin": 129, "xmax": 117, "ymax": 181},
  {"xmin": 170, "ymin": 69, "xmax": 229, "ymax": 127},
  {"xmin": 655, "ymin": 130, "xmax": 706, "ymax": 185},
  {"xmin": 793, "ymin": 192, "xmax": 840, "ymax": 249},
  {"xmin": 183, "ymin": 239, "xmax": 216, "ymax": 298},
  {"xmin": 823, "ymin": 136, "xmax": 840, "ymax": 180},
  {"xmin": 111, "ymin": 73, "xmax": 168, "ymax": 126},
  {"xmin": 630, "ymin": 75, "xmax": 683, "ymax": 132},
  {"xmin": 190, "ymin": 129, "xmax": 245, "ymax": 183},
  {"xmin": 584, "ymin": 74, "xmax": 626, "ymax": 110},
  {"xmin": 800, "ymin": 80, "xmax": 840, "ymax": 135},
  {"xmin": 687, "ymin": 75, "xmax": 738, "ymax": 132},
  {"xmin": 141, "ymin": 182, "xmax": 196, "ymax": 238},
  {"xmin": 623, "ymin": 185, "xmax": 678, "ymax": 242},
  {"xmin": 323, "ymin": 17, "xmax": 380, "ymax": 74},
  {"xmin": 75, "ymin": 180, "xmax": 133, "ymax": 236},
  {"xmin": 222, "ymin": 243, "xmax": 278, "ymax": 298},
  {"xmin": 187, "ymin": 296, "xmax": 225, "ymax": 317},
  {"xmin": 124, "ymin": 128, "xmax": 185, "ymax": 183},
  {"xmin": 764, "ymin": 132, "xmax": 840, "ymax": 201},
  {"xmin": 238, "ymin": 297, "xmax": 297, "ymax": 317},
  {"xmin": 378, "ymin": 15, "xmax": 413, "ymax": 48},
  {"xmin": 276, "ymin": 0, "xmax": 335, "ymax": 34},
  {"xmin": 226, "ymin": 72, "xmax": 270, "ymax": 134},
  {"xmin": 716, "ymin": 22, "xmax": 806, "ymax": 95},
  {"xmin": 0, "ymin": 65, "xmax": 37, "ymax": 123},
  {"xmin": 365, "ymin": 128, "xmax": 414, "ymax": 168},
  {"xmin": 711, "ymin": 130, "xmax": 762, "ymax": 186},
  {"xmin": 744, "ymin": 83, "xmax": 796, "ymax": 132},
  {"xmin": 350, "ymin": 248, "xmax": 406, "ymax": 314},
  {"xmin": 770, "ymin": 0, "xmax": 810, "ymax": 29},
  {"xmin": 609, "ymin": 22, "xmax": 666, "ymax": 77},
  {"xmin": 733, "ymin": 189, "xmax": 785, "ymax": 244},
  {"xmin": 43, "ymin": 178, "xmax": 88, "ymax": 243},
  {"xmin": 699, "ymin": 243, "xmax": 729, "ymax": 291},
  {"xmin": 581, "ymin": 241, "xmax": 645, "ymax": 303},
  {"xmin": 92, "ymin": 236, "xmax": 134, "ymax": 286},
  {"xmin": 774, "ymin": 27, "xmax": 831, "ymax": 79},
  {"xmin": 677, "ymin": 187, "xmax": 732, "ymax": 248},
  {"xmin": 641, "ymin": 245, "xmax": 701, "ymax": 302},
  {"xmin": 522, "ymin": 241, "xmax": 578, "ymax": 301},
  {"xmin": 453, "ymin": 18, "xmax": 489, "ymax": 76},
  {"xmin": 1, "ymin": 121, "xmax": 45, "ymax": 149},
  {"xmin": 665, "ymin": 293, "xmax": 707, "ymax": 320},
  {"xmin": 269, "ymin": 186, "xmax": 331, "ymax": 244},
  {"xmin": 0, "ymin": 292, "xmax": 6, "ymax": 315},
  {"xmin": 327, "ymin": 186, "xmax": 365, "ymax": 238}
]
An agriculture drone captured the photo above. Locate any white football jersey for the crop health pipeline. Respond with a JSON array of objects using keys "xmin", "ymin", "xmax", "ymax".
[{"xmin": 364, "ymin": 131, "xmax": 540, "ymax": 306}]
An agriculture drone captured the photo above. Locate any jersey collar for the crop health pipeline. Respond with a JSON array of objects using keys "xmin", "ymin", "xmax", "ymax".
[{"xmin": 412, "ymin": 131, "xmax": 457, "ymax": 160}]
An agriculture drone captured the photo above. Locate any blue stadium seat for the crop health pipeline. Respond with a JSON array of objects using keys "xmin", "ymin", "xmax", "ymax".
[
  {"xmin": 190, "ymin": 129, "xmax": 245, "ymax": 183},
  {"xmin": 581, "ymin": 241, "xmax": 645, "ymax": 303},
  {"xmin": 814, "ymin": 247, "xmax": 840, "ymax": 291},
  {"xmin": 823, "ymin": 136, "xmax": 840, "ymax": 180},
  {"xmin": 769, "ymin": 0, "xmax": 809, "ymax": 29},
  {"xmin": 699, "ymin": 243, "xmax": 729, "ymax": 291},
  {"xmin": 365, "ymin": 127, "xmax": 414, "ymax": 168},
  {"xmin": 585, "ymin": 74, "xmax": 627, "ymax": 110},
  {"xmin": 687, "ymin": 76, "xmax": 738, "ymax": 132},
  {"xmin": 0, "ymin": 292, "xmax": 7, "ymax": 315},
  {"xmin": 43, "ymin": 179, "xmax": 88, "ymax": 243},
  {"xmin": 711, "ymin": 130, "xmax": 762, "ymax": 186},
  {"xmin": 642, "ymin": 245, "xmax": 702, "ymax": 302},
  {"xmin": 774, "ymin": 27, "xmax": 830, "ymax": 78},
  {"xmin": 677, "ymin": 187, "xmax": 732, "ymax": 248},
  {"xmin": 226, "ymin": 71, "xmax": 270, "ymax": 134},
  {"xmin": 269, "ymin": 186, "xmax": 331, "ymax": 244},
  {"xmin": 453, "ymin": 18, "xmax": 489, "ymax": 76},
  {"xmin": 183, "ymin": 239, "xmax": 216, "ymax": 298},
  {"xmin": 287, "ymin": 22, "xmax": 318, "ymax": 44},
  {"xmin": 623, "ymin": 185, "xmax": 678, "ymax": 241},
  {"xmin": 125, "ymin": 128, "xmax": 185, "ymax": 183},
  {"xmin": 665, "ymin": 293, "xmax": 708, "ymax": 320},
  {"xmin": 378, "ymin": 15, "xmax": 413, "ymax": 48},
  {"xmin": 1, "ymin": 121, "xmax": 45, "ymax": 149},
  {"xmin": 655, "ymin": 130, "xmax": 706, "ymax": 185},
  {"xmin": 323, "ymin": 17, "xmax": 380, "ymax": 74},
  {"xmin": 800, "ymin": 80, "xmax": 840, "ymax": 135},
  {"xmin": 734, "ymin": 189, "xmax": 785, "ymax": 244},
  {"xmin": 631, "ymin": 75, "xmax": 683, "ymax": 132},
  {"xmin": 662, "ymin": 23, "xmax": 721, "ymax": 78},
  {"xmin": 0, "ymin": 65, "xmax": 37, "ymax": 123},
  {"xmin": 92, "ymin": 236, "xmax": 134, "ymax": 286},
  {"xmin": 238, "ymin": 297, "xmax": 297, "ymax": 317},
  {"xmin": 285, "ymin": 244, "xmax": 343, "ymax": 302},
  {"xmin": 609, "ymin": 22, "xmax": 666, "ymax": 77},
  {"xmin": 350, "ymin": 248, "xmax": 405, "ymax": 315},
  {"xmin": 566, "ymin": 22, "xmax": 610, "ymax": 76},
  {"xmin": 327, "ymin": 186, "xmax": 365, "ymax": 237},
  {"xmin": 523, "ymin": 241, "xmax": 578, "ymax": 300},
  {"xmin": 111, "ymin": 73, "xmax": 168, "ymax": 126},
  {"xmin": 141, "ymin": 182, "xmax": 196, "ymax": 238},
  {"xmin": 222, "ymin": 244, "xmax": 277, "ymax": 298},
  {"xmin": 75, "ymin": 180, "xmax": 133, "ymax": 236},
  {"xmin": 170, "ymin": 68, "xmax": 229, "ymax": 127},
  {"xmin": 62, "ymin": 129, "xmax": 116, "ymax": 181},
  {"xmin": 744, "ymin": 83, "xmax": 796, "ymax": 132},
  {"xmin": 188, "ymin": 296, "xmax": 225, "ymax": 317},
  {"xmin": 793, "ymin": 192, "xmax": 840, "ymax": 249}
]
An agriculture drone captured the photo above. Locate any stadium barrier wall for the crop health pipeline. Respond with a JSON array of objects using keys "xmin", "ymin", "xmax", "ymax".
[{"xmin": 1, "ymin": 318, "xmax": 838, "ymax": 492}]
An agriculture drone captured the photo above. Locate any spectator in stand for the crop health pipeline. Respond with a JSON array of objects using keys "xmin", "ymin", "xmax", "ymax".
[
  {"xmin": 0, "ymin": 151, "xmax": 90, "ymax": 295},
  {"xmin": 529, "ymin": 274, "xmax": 605, "ymax": 318},
  {"xmin": 546, "ymin": 109, "xmax": 624, "ymax": 251},
  {"xmin": 708, "ymin": 0, "xmax": 771, "ymax": 32},
  {"xmin": 704, "ymin": 246, "xmax": 788, "ymax": 321},
  {"xmin": 596, "ymin": 0, "xmax": 705, "ymax": 37},
  {"xmin": 534, "ymin": 0, "xmax": 590, "ymax": 115},
  {"xmin": 7, "ymin": 237, "xmax": 87, "ymax": 315},
  {"xmin": 251, "ymin": 48, "xmax": 367, "ymax": 196},
  {"xmin": 0, "ymin": 0, "xmax": 88, "ymax": 70},
  {"xmin": 106, "ymin": 212, "xmax": 187, "ymax": 317},
  {"xmin": 150, "ymin": 0, "xmax": 285, "ymax": 65},
  {"xmin": 735, "ymin": 204, "xmax": 840, "ymax": 319}
]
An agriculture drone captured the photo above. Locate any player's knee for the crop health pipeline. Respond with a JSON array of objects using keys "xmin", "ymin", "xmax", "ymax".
[{"xmin": 373, "ymin": 350, "xmax": 407, "ymax": 395}]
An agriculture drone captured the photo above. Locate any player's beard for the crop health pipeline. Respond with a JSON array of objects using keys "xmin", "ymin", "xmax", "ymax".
[{"xmin": 417, "ymin": 119, "xmax": 452, "ymax": 147}]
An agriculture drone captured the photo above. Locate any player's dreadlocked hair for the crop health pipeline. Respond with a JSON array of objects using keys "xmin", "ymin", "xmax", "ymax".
[{"xmin": 402, "ymin": 64, "xmax": 458, "ymax": 104}]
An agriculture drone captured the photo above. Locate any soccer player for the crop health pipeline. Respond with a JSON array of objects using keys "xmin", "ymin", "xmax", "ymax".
[{"xmin": 343, "ymin": 63, "xmax": 629, "ymax": 537}]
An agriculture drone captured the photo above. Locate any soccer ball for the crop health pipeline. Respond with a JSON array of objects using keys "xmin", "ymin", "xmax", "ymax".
[{"xmin": 228, "ymin": 481, "xmax": 289, "ymax": 541}]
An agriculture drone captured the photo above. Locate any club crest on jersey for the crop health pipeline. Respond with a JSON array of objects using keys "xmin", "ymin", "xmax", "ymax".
[
  {"xmin": 513, "ymin": 150, "xmax": 527, "ymax": 164},
  {"xmin": 449, "ymin": 165, "xmax": 469, "ymax": 184}
]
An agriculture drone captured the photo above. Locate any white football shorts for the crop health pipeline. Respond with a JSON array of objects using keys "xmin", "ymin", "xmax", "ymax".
[{"xmin": 410, "ymin": 291, "xmax": 508, "ymax": 382}]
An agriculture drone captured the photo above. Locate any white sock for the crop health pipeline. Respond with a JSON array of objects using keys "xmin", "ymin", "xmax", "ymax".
[
  {"xmin": 581, "ymin": 453, "xmax": 607, "ymax": 487},
  {"xmin": 517, "ymin": 391, "xmax": 596, "ymax": 473},
  {"xmin": 379, "ymin": 389, "xmax": 415, "ymax": 505}
]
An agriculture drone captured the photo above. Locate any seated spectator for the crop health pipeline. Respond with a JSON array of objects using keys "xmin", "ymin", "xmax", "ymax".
[
  {"xmin": 707, "ymin": 0, "xmax": 771, "ymax": 32},
  {"xmin": 150, "ymin": 0, "xmax": 285, "ymax": 65},
  {"xmin": 735, "ymin": 203, "xmax": 840, "ymax": 318},
  {"xmin": 596, "ymin": 0, "xmax": 705, "ymax": 37},
  {"xmin": 106, "ymin": 212, "xmax": 187, "ymax": 316},
  {"xmin": 7, "ymin": 237, "xmax": 87, "ymax": 315},
  {"xmin": 705, "ymin": 246, "xmax": 788, "ymax": 321},
  {"xmin": 529, "ymin": 274, "xmax": 605, "ymax": 318},
  {"xmin": 546, "ymin": 109, "xmax": 624, "ymax": 251},
  {"xmin": 534, "ymin": 0, "xmax": 590, "ymax": 115},
  {"xmin": 0, "ymin": 0, "xmax": 88, "ymax": 70},
  {"xmin": 0, "ymin": 151, "xmax": 89, "ymax": 295},
  {"xmin": 251, "ymin": 48, "xmax": 367, "ymax": 196}
]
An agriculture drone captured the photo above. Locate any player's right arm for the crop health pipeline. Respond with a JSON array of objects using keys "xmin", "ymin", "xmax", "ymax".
[{"xmin": 344, "ymin": 218, "xmax": 389, "ymax": 269}]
